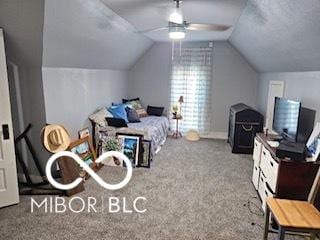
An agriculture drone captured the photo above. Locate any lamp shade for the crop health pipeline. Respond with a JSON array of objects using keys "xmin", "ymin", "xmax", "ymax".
[
  {"xmin": 178, "ymin": 96, "xmax": 184, "ymax": 103},
  {"xmin": 169, "ymin": 25, "xmax": 186, "ymax": 40}
]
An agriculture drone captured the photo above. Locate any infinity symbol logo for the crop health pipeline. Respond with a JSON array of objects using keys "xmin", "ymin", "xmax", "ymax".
[{"xmin": 45, "ymin": 151, "xmax": 133, "ymax": 190}]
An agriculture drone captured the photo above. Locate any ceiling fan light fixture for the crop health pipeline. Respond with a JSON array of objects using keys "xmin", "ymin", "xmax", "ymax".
[
  {"xmin": 169, "ymin": 31, "xmax": 185, "ymax": 40},
  {"xmin": 169, "ymin": 10, "xmax": 183, "ymax": 24},
  {"xmin": 169, "ymin": 26, "xmax": 185, "ymax": 40}
]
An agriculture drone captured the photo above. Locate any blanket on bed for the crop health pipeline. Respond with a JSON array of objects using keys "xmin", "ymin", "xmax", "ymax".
[
  {"xmin": 127, "ymin": 116, "xmax": 169, "ymax": 155},
  {"xmin": 94, "ymin": 116, "xmax": 169, "ymax": 156}
]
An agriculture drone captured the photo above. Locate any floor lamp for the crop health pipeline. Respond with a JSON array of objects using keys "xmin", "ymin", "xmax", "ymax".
[{"xmin": 178, "ymin": 96, "xmax": 184, "ymax": 117}]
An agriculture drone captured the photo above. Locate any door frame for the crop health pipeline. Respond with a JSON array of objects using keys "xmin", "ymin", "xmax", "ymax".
[
  {"xmin": 7, "ymin": 61, "xmax": 28, "ymax": 167},
  {"xmin": 0, "ymin": 28, "xmax": 19, "ymax": 208},
  {"xmin": 266, "ymin": 80, "xmax": 285, "ymax": 132}
]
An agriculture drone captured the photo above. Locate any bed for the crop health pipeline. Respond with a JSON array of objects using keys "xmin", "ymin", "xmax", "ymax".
[
  {"xmin": 127, "ymin": 116, "xmax": 170, "ymax": 154},
  {"xmin": 91, "ymin": 114, "xmax": 170, "ymax": 157}
]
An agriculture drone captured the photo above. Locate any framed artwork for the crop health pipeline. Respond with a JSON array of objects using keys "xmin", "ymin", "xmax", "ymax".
[
  {"xmin": 68, "ymin": 136, "xmax": 99, "ymax": 178},
  {"xmin": 116, "ymin": 133, "xmax": 142, "ymax": 167},
  {"xmin": 306, "ymin": 122, "xmax": 320, "ymax": 162},
  {"xmin": 78, "ymin": 128, "xmax": 90, "ymax": 139},
  {"xmin": 96, "ymin": 128, "xmax": 118, "ymax": 156},
  {"xmin": 139, "ymin": 140, "xmax": 151, "ymax": 168},
  {"xmin": 100, "ymin": 136, "xmax": 123, "ymax": 167}
]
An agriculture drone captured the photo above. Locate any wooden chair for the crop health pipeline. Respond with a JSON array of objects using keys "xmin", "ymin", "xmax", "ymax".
[{"xmin": 263, "ymin": 167, "xmax": 320, "ymax": 240}]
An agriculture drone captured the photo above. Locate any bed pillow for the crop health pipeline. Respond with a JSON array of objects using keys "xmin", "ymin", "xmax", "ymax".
[
  {"xmin": 105, "ymin": 118, "xmax": 128, "ymax": 128},
  {"xmin": 124, "ymin": 99, "xmax": 148, "ymax": 118},
  {"xmin": 147, "ymin": 106, "xmax": 165, "ymax": 116},
  {"xmin": 107, "ymin": 104, "xmax": 129, "ymax": 123},
  {"xmin": 126, "ymin": 107, "xmax": 141, "ymax": 123},
  {"xmin": 122, "ymin": 98, "xmax": 140, "ymax": 103},
  {"xmin": 89, "ymin": 108, "xmax": 112, "ymax": 127}
]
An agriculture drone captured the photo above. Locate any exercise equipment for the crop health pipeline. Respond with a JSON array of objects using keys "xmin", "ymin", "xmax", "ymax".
[{"xmin": 14, "ymin": 124, "xmax": 63, "ymax": 195}]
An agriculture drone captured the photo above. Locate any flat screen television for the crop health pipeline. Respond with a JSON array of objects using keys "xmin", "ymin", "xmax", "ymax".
[
  {"xmin": 297, "ymin": 107, "xmax": 316, "ymax": 143},
  {"xmin": 272, "ymin": 97, "xmax": 301, "ymax": 142}
]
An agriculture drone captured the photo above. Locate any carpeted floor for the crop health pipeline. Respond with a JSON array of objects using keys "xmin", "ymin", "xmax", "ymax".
[{"xmin": 0, "ymin": 138, "xmax": 305, "ymax": 240}]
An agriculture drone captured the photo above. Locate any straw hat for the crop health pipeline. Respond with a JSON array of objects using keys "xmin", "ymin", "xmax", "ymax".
[
  {"xmin": 42, "ymin": 124, "xmax": 71, "ymax": 153},
  {"xmin": 186, "ymin": 129, "xmax": 200, "ymax": 141}
]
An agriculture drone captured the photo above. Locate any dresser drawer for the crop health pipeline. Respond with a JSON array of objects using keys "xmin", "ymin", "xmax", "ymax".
[
  {"xmin": 252, "ymin": 165, "xmax": 260, "ymax": 190},
  {"xmin": 265, "ymin": 157, "xmax": 279, "ymax": 192},
  {"xmin": 260, "ymin": 145, "xmax": 271, "ymax": 175},
  {"xmin": 258, "ymin": 171, "xmax": 266, "ymax": 201},
  {"xmin": 261, "ymin": 183, "xmax": 274, "ymax": 212},
  {"xmin": 253, "ymin": 137, "xmax": 262, "ymax": 167},
  {"xmin": 260, "ymin": 145, "xmax": 279, "ymax": 192}
]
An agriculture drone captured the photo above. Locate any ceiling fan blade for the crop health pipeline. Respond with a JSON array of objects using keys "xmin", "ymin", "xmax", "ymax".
[
  {"xmin": 186, "ymin": 23, "xmax": 231, "ymax": 32},
  {"xmin": 138, "ymin": 27, "xmax": 168, "ymax": 34}
]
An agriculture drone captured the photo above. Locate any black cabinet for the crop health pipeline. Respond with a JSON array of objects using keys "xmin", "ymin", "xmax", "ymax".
[{"xmin": 228, "ymin": 103, "xmax": 264, "ymax": 154}]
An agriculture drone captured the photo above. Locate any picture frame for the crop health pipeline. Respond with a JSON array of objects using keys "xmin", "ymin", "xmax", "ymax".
[
  {"xmin": 100, "ymin": 135, "xmax": 123, "ymax": 168},
  {"xmin": 78, "ymin": 128, "xmax": 90, "ymax": 139},
  {"xmin": 139, "ymin": 140, "xmax": 151, "ymax": 168},
  {"xmin": 68, "ymin": 136, "xmax": 100, "ymax": 178},
  {"xmin": 306, "ymin": 122, "xmax": 320, "ymax": 162},
  {"xmin": 116, "ymin": 133, "xmax": 143, "ymax": 167}
]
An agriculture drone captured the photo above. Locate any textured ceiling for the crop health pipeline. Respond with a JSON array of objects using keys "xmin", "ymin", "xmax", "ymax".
[
  {"xmin": 42, "ymin": 0, "xmax": 320, "ymax": 72},
  {"xmin": 42, "ymin": 0, "xmax": 153, "ymax": 70},
  {"xmin": 230, "ymin": 0, "xmax": 320, "ymax": 72},
  {"xmin": 101, "ymin": 0, "xmax": 247, "ymax": 42}
]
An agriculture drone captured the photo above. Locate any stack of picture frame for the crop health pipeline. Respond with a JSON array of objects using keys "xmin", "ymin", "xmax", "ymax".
[
  {"xmin": 68, "ymin": 129, "xmax": 152, "ymax": 187},
  {"xmin": 97, "ymin": 132, "xmax": 152, "ymax": 168},
  {"xmin": 116, "ymin": 133, "xmax": 151, "ymax": 168}
]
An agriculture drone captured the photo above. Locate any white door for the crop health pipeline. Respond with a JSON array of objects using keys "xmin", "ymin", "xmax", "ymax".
[
  {"xmin": 266, "ymin": 81, "xmax": 285, "ymax": 131},
  {"xmin": 0, "ymin": 29, "xmax": 19, "ymax": 208}
]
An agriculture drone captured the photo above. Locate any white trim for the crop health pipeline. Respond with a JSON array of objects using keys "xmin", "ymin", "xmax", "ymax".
[
  {"xmin": 200, "ymin": 131, "xmax": 228, "ymax": 140},
  {"xmin": 266, "ymin": 80, "xmax": 285, "ymax": 130},
  {"xmin": 7, "ymin": 61, "xmax": 28, "ymax": 166}
]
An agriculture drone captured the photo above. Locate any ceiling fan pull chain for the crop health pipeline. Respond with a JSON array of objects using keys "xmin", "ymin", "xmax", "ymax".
[
  {"xmin": 172, "ymin": 40, "xmax": 175, "ymax": 61},
  {"xmin": 179, "ymin": 40, "xmax": 182, "ymax": 57}
]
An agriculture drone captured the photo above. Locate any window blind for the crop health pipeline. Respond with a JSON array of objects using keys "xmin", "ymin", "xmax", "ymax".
[{"xmin": 169, "ymin": 45, "xmax": 213, "ymax": 134}]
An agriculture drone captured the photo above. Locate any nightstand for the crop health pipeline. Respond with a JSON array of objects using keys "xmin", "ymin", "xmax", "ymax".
[{"xmin": 172, "ymin": 115, "xmax": 182, "ymax": 139}]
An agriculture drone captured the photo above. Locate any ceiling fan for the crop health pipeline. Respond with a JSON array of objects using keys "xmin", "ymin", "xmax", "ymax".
[{"xmin": 139, "ymin": 0, "xmax": 231, "ymax": 40}]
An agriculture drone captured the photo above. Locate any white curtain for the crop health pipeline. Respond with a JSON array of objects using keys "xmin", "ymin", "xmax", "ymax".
[{"xmin": 169, "ymin": 44, "xmax": 213, "ymax": 134}]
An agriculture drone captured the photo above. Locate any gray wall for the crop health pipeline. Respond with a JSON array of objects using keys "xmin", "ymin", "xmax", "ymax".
[
  {"xmin": 128, "ymin": 43, "xmax": 171, "ymax": 111},
  {"xmin": 0, "ymin": 0, "xmax": 49, "ymax": 171},
  {"xmin": 42, "ymin": 67, "xmax": 129, "ymax": 139},
  {"xmin": 212, "ymin": 42, "xmax": 258, "ymax": 133},
  {"xmin": 258, "ymin": 71, "xmax": 320, "ymax": 123},
  {"xmin": 129, "ymin": 41, "xmax": 259, "ymax": 134}
]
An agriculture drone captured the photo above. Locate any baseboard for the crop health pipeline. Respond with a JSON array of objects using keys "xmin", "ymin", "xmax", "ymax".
[{"xmin": 200, "ymin": 132, "xmax": 228, "ymax": 140}]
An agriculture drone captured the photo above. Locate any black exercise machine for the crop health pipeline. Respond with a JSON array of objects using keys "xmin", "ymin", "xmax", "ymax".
[{"xmin": 14, "ymin": 124, "xmax": 63, "ymax": 195}]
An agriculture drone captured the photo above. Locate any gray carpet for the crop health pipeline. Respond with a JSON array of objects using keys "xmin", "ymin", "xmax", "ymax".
[{"xmin": 0, "ymin": 139, "xmax": 305, "ymax": 240}]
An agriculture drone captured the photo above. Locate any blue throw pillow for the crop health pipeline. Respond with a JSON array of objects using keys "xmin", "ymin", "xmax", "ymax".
[
  {"xmin": 126, "ymin": 107, "xmax": 141, "ymax": 123},
  {"xmin": 107, "ymin": 104, "xmax": 129, "ymax": 123}
]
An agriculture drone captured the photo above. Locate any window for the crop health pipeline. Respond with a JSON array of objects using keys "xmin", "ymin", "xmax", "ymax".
[{"xmin": 169, "ymin": 44, "xmax": 213, "ymax": 134}]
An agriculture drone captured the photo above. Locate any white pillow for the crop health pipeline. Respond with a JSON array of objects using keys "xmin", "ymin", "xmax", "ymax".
[{"xmin": 89, "ymin": 108, "xmax": 113, "ymax": 127}]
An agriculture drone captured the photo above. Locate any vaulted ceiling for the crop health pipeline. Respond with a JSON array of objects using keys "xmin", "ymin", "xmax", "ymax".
[
  {"xmin": 101, "ymin": 0, "xmax": 247, "ymax": 42},
  {"xmin": 42, "ymin": 0, "xmax": 320, "ymax": 72},
  {"xmin": 42, "ymin": 0, "xmax": 153, "ymax": 70},
  {"xmin": 230, "ymin": 0, "xmax": 320, "ymax": 72}
]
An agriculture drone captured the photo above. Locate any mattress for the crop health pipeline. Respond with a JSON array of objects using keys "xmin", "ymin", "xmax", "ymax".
[{"xmin": 127, "ymin": 116, "xmax": 170, "ymax": 156}]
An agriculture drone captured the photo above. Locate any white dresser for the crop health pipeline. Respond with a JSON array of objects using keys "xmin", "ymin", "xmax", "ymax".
[
  {"xmin": 251, "ymin": 133, "xmax": 320, "ymax": 212},
  {"xmin": 252, "ymin": 137, "xmax": 279, "ymax": 211}
]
